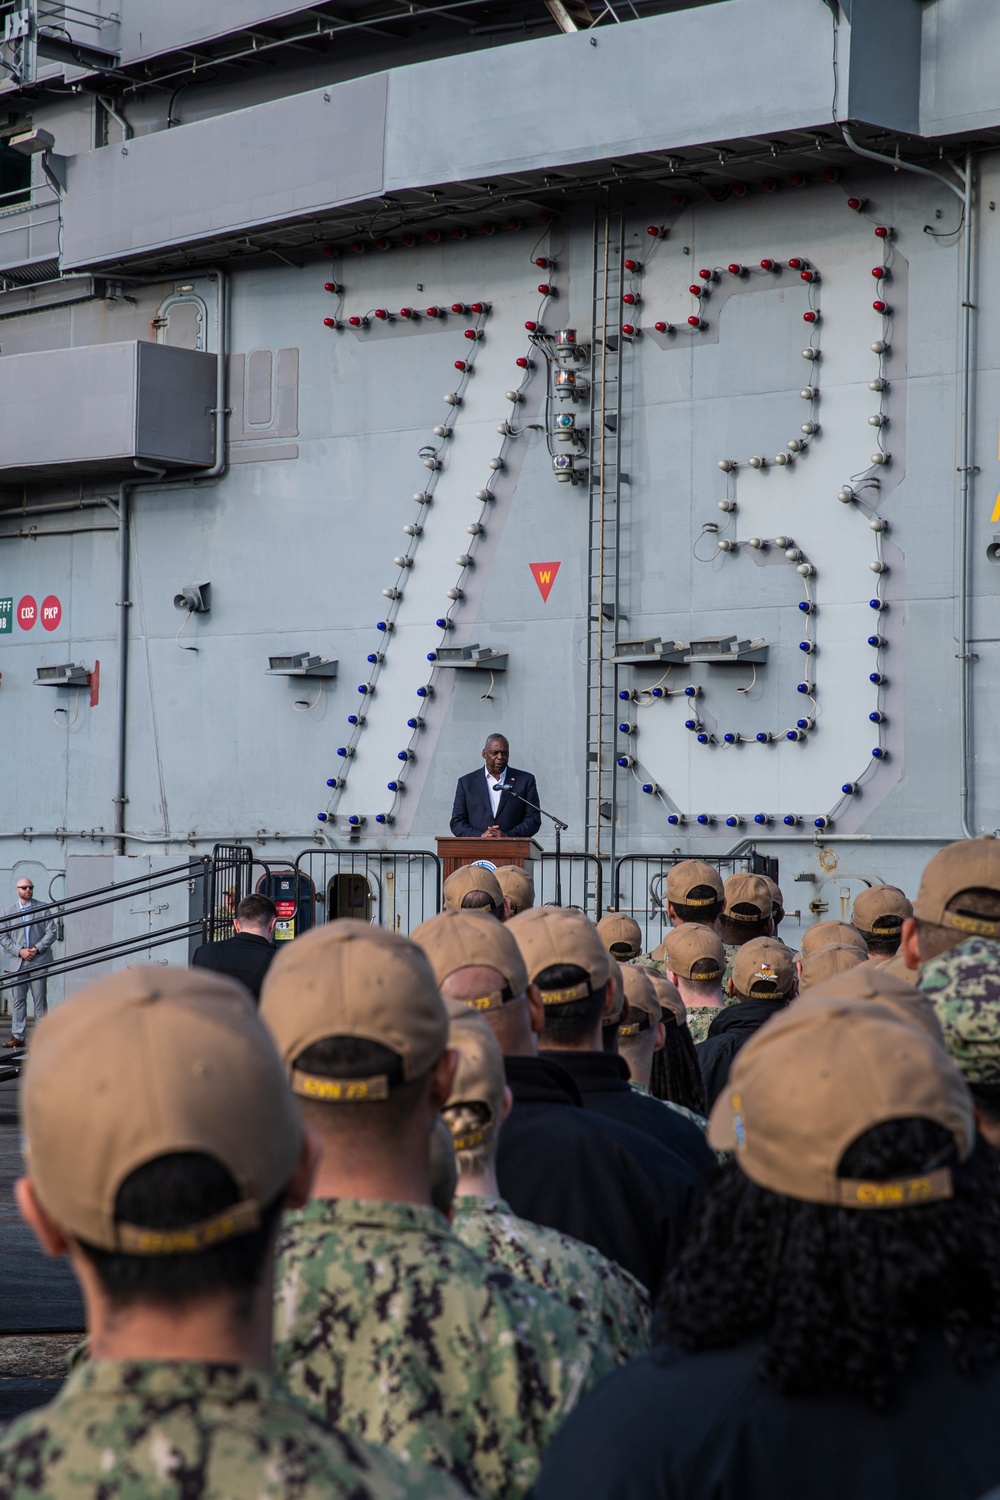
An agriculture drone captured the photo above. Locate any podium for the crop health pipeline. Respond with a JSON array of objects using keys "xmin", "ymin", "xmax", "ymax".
[{"xmin": 436, "ymin": 837, "xmax": 542, "ymax": 880}]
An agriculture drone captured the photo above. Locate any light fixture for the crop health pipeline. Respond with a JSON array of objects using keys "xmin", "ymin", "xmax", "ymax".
[{"xmin": 173, "ymin": 582, "xmax": 211, "ymax": 613}]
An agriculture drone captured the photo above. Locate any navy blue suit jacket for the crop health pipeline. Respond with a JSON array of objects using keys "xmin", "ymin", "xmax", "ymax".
[{"xmin": 450, "ymin": 765, "xmax": 542, "ymax": 838}]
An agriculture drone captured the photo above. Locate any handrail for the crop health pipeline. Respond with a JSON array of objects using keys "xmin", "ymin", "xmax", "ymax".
[
  {"xmin": 0, "ymin": 857, "xmax": 208, "ymax": 936},
  {"xmin": 0, "ymin": 916, "xmax": 208, "ymax": 992}
]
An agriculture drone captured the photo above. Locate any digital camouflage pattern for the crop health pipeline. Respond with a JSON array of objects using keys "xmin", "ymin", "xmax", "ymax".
[
  {"xmin": 919, "ymin": 936, "xmax": 1000, "ymax": 1085},
  {"xmin": 0, "ymin": 1359, "xmax": 463, "ymax": 1500},
  {"xmin": 628, "ymin": 1082, "xmax": 708, "ymax": 1132},
  {"xmin": 723, "ymin": 942, "xmax": 740, "ymax": 991},
  {"xmin": 273, "ymin": 1197, "xmax": 597, "ymax": 1499},
  {"xmin": 633, "ymin": 952, "xmax": 667, "ymax": 980},
  {"xmin": 686, "ymin": 1006, "xmax": 724, "ymax": 1045},
  {"xmin": 450, "ymin": 1194, "xmax": 649, "ymax": 1366}
]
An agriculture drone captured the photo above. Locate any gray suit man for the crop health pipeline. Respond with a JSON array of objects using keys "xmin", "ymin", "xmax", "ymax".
[{"xmin": 0, "ymin": 878, "xmax": 58, "ymax": 1047}]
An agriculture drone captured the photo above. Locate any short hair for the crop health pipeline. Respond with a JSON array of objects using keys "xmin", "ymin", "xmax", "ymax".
[
  {"xmin": 719, "ymin": 908, "xmax": 771, "ymax": 944},
  {"xmin": 237, "ymin": 893, "xmax": 277, "ymax": 927},
  {"xmin": 916, "ymin": 888, "xmax": 1000, "ymax": 963},
  {"xmin": 866, "ymin": 930, "xmax": 902, "ymax": 957},
  {"xmin": 78, "ymin": 1153, "xmax": 284, "ymax": 1312},
  {"xmin": 484, "ymin": 733, "xmax": 509, "ymax": 750},
  {"xmin": 670, "ymin": 890, "xmax": 725, "ymax": 925},
  {"xmin": 293, "ymin": 1037, "xmax": 431, "ymax": 1141},
  {"xmin": 461, "ymin": 890, "xmax": 501, "ymax": 917},
  {"xmin": 676, "ymin": 973, "xmax": 722, "ymax": 1000},
  {"xmin": 535, "ymin": 962, "xmax": 605, "ymax": 1045}
]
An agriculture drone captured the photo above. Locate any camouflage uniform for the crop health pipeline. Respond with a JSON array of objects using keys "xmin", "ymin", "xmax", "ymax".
[
  {"xmin": 722, "ymin": 942, "xmax": 741, "ymax": 992},
  {"xmin": 274, "ymin": 1197, "xmax": 598, "ymax": 1499},
  {"xmin": 686, "ymin": 1005, "xmax": 724, "ymax": 1045},
  {"xmin": 919, "ymin": 936, "xmax": 1000, "ymax": 1083},
  {"xmin": 634, "ymin": 952, "xmax": 667, "ymax": 979},
  {"xmin": 450, "ymin": 1193, "xmax": 649, "ymax": 1365},
  {"xmin": 0, "ymin": 1359, "xmax": 461, "ymax": 1499}
]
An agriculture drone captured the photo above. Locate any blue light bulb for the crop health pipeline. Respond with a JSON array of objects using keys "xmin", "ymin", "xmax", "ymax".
[
  {"xmin": 397, "ymin": 750, "xmax": 412, "ymax": 760},
  {"xmin": 685, "ymin": 719, "xmax": 698, "ymax": 730},
  {"xmin": 869, "ymin": 598, "xmax": 886, "ymax": 610},
  {"xmin": 667, "ymin": 814, "xmax": 681, "ymax": 825},
  {"xmin": 317, "ymin": 812, "xmax": 328, "ymax": 821},
  {"xmin": 867, "ymin": 635, "xmax": 884, "ymax": 647},
  {"xmin": 786, "ymin": 730, "xmax": 800, "ymax": 741},
  {"xmin": 435, "ymin": 618, "xmax": 451, "ymax": 629},
  {"xmin": 870, "ymin": 672, "xmax": 885, "ymax": 684},
  {"xmin": 336, "ymin": 747, "xmax": 348, "ymax": 757},
  {"xmin": 417, "ymin": 686, "xmax": 431, "ymax": 697},
  {"xmin": 697, "ymin": 732, "xmax": 710, "ymax": 743},
  {"xmin": 375, "ymin": 813, "xmax": 389, "ymax": 824},
  {"xmin": 642, "ymin": 783, "xmax": 655, "ymax": 794},
  {"xmin": 358, "ymin": 683, "xmax": 371, "ymax": 694},
  {"xmin": 754, "ymin": 814, "xmax": 768, "ymax": 824},
  {"xmin": 651, "ymin": 687, "xmax": 664, "ymax": 698},
  {"xmin": 783, "ymin": 814, "xmax": 797, "ymax": 825},
  {"xmin": 842, "ymin": 783, "xmax": 857, "ymax": 794},
  {"xmin": 348, "ymin": 815, "xmax": 363, "ymax": 826},
  {"xmin": 723, "ymin": 732, "xmax": 737, "ymax": 744},
  {"xmin": 376, "ymin": 620, "xmax": 389, "ymax": 631},
  {"xmin": 872, "ymin": 746, "xmax": 886, "ymax": 759},
  {"xmin": 796, "ymin": 719, "xmax": 810, "ymax": 730},
  {"xmin": 756, "ymin": 732, "xmax": 771, "ymax": 743},
  {"xmin": 684, "ymin": 686, "xmax": 697, "ymax": 697},
  {"xmin": 617, "ymin": 755, "xmax": 633, "ymax": 768},
  {"xmin": 726, "ymin": 816, "xmax": 739, "ymax": 826},
  {"xmin": 347, "ymin": 714, "xmax": 360, "ymax": 725},
  {"xmin": 619, "ymin": 690, "xmax": 631, "ymax": 700},
  {"xmin": 814, "ymin": 817, "xmax": 830, "ymax": 829},
  {"xmin": 387, "ymin": 780, "xmax": 399, "ymax": 791},
  {"xmin": 696, "ymin": 814, "xmax": 711, "ymax": 825},
  {"xmin": 869, "ymin": 711, "xmax": 884, "ymax": 723},
  {"xmin": 798, "ymin": 601, "xmax": 814, "ymax": 613},
  {"xmin": 367, "ymin": 653, "xmax": 380, "ymax": 664},
  {"xmin": 799, "ymin": 641, "xmax": 814, "ymax": 654},
  {"xmin": 796, "ymin": 682, "xmax": 812, "ymax": 694},
  {"xmin": 427, "ymin": 652, "xmax": 436, "ymax": 662},
  {"xmin": 407, "ymin": 716, "xmax": 424, "ymax": 729}
]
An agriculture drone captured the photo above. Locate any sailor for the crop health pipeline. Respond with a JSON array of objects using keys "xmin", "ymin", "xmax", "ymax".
[
  {"xmin": 635, "ymin": 860, "xmax": 725, "ymax": 977},
  {"xmin": 443, "ymin": 862, "xmax": 510, "ymax": 920},
  {"xmin": 495, "ymin": 864, "xmax": 535, "ymax": 916},
  {"xmin": 660, "ymin": 924, "xmax": 727, "ymax": 1045},
  {"xmin": 851, "ymin": 884, "xmax": 913, "ymax": 961},
  {"xmin": 719, "ymin": 873, "xmax": 775, "ymax": 988},
  {"xmin": 596, "ymin": 912, "xmax": 644, "ymax": 962},
  {"xmin": 697, "ymin": 936, "xmax": 797, "ymax": 1111}
]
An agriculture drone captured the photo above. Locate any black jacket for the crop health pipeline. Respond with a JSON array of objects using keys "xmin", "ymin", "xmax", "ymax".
[
  {"xmin": 190, "ymin": 932, "xmax": 278, "ymax": 1002},
  {"xmin": 449, "ymin": 765, "xmax": 542, "ymax": 838},
  {"xmin": 539, "ymin": 1049, "xmax": 717, "ymax": 1176},
  {"xmin": 496, "ymin": 1054, "xmax": 707, "ymax": 1294},
  {"xmin": 532, "ymin": 1333, "xmax": 1000, "ymax": 1500},
  {"xmin": 697, "ymin": 999, "xmax": 786, "ymax": 1111}
]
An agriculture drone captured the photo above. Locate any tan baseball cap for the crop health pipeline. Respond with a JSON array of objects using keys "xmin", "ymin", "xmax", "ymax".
[
  {"xmin": 443, "ymin": 863, "xmax": 504, "ymax": 913},
  {"xmin": 261, "ymin": 920, "xmax": 447, "ymax": 1102},
  {"xmin": 23, "ymin": 966, "xmax": 300, "ymax": 1255},
  {"xmin": 603, "ymin": 956, "xmax": 626, "ymax": 1028},
  {"xmin": 618, "ymin": 964, "xmax": 658, "ymax": 1036},
  {"xmin": 724, "ymin": 873, "xmax": 773, "ymax": 923},
  {"xmin": 851, "ymin": 884, "xmax": 912, "ymax": 938},
  {"xmin": 443, "ymin": 1015, "xmax": 506, "ymax": 1152},
  {"xmin": 410, "ymin": 909, "xmax": 528, "ymax": 1010},
  {"xmin": 798, "ymin": 962, "xmax": 944, "ymax": 1042},
  {"xmin": 708, "ymin": 997, "xmax": 975, "ymax": 1207},
  {"xmin": 666, "ymin": 860, "xmax": 724, "ymax": 907},
  {"xmin": 662, "ymin": 924, "xmax": 725, "ymax": 981},
  {"xmin": 649, "ymin": 974, "xmax": 684, "ymax": 1026},
  {"xmin": 508, "ymin": 906, "xmax": 612, "ymax": 1005},
  {"xmin": 732, "ymin": 937, "xmax": 796, "ymax": 1000},
  {"xmin": 912, "ymin": 838, "xmax": 1000, "ymax": 938},
  {"xmin": 597, "ymin": 912, "xmax": 644, "ymax": 961},
  {"xmin": 761, "ymin": 875, "xmax": 784, "ymax": 915},
  {"xmin": 799, "ymin": 920, "xmax": 868, "ymax": 958},
  {"xmin": 799, "ymin": 943, "xmax": 867, "ymax": 992},
  {"xmin": 495, "ymin": 865, "xmax": 535, "ymax": 915}
]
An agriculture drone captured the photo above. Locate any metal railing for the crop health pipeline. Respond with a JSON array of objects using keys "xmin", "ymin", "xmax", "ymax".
[
  {"xmin": 294, "ymin": 848, "xmax": 442, "ymax": 936},
  {"xmin": 538, "ymin": 852, "xmax": 604, "ymax": 917},
  {"xmin": 612, "ymin": 850, "xmax": 776, "ymax": 954}
]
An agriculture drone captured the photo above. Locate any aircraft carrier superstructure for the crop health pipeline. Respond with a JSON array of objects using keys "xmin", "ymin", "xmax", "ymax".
[{"xmin": 0, "ymin": 0, "xmax": 998, "ymax": 982}]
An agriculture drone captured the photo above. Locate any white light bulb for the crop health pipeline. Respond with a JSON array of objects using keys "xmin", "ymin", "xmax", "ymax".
[
  {"xmin": 796, "ymin": 562, "xmax": 815, "ymax": 576},
  {"xmin": 433, "ymin": 424, "xmax": 452, "ymax": 438},
  {"xmin": 717, "ymin": 459, "xmax": 736, "ymax": 472},
  {"xmin": 773, "ymin": 452, "xmax": 792, "ymax": 465},
  {"xmin": 801, "ymin": 422, "xmax": 818, "ymax": 435},
  {"xmin": 717, "ymin": 499, "xmax": 736, "ymax": 512},
  {"xmin": 402, "ymin": 523, "xmax": 422, "ymax": 536},
  {"xmin": 871, "ymin": 451, "xmax": 890, "ymax": 465},
  {"xmin": 475, "ymin": 489, "xmax": 492, "ymax": 502},
  {"xmin": 444, "ymin": 393, "xmax": 462, "ymax": 406},
  {"xmin": 393, "ymin": 555, "xmax": 413, "ymax": 568},
  {"xmin": 868, "ymin": 378, "xmax": 887, "ymax": 392},
  {"xmin": 869, "ymin": 517, "xmax": 888, "ymax": 532},
  {"xmin": 868, "ymin": 414, "xmax": 885, "ymax": 427},
  {"xmin": 787, "ymin": 439, "xmax": 803, "ymax": 452},
  {"xmin": 800, "ymin": 386, "xmax": 818, "ymax": 399},
  {"xmin": 717, "ymin": 539, "xmax": 735, "ymax": 551},
  {"xmin": 455, "ymin": 553, "xmax": 473, "ymax": 567},
  {"xmin": 467, "ymin": 522, "xmax": 484, "ymax": 535},
  {"xmin": 837, "ymin": 488, "xmax": 854, "ymax": 503},
  {"xmin": 748, "ymin": 536, "xmax": 765, "ymax": 549},
  {"xmin": 748, "ymin": 455, "xmax": 766, "ymax": 469},
  {"xmin": 802, "ymin": 348, "xmax": 819, "ymax": 360},
  {"xmin": 488, "ymin": 457, "xmax": 504, "ymax": 470}
]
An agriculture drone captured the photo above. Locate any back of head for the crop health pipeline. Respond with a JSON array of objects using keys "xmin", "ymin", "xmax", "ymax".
[
  {"xmin": 852, "ymin": 884, "xmax": 912, "ymax": 955},
  {"xmin": 666, "ymin": 860, "xmax": 725, "ymax": 924},
  {"xmin": 509, "ymin": 905, "xmax": 612, "ymax": 1048},
  {"xmin": 912, "ymin": 837, "xmax": 1000, "ymax": 963},
  {"xmin": 597, "ymin": 911, "xmax": 644, "ymax": 962},
  {"xmin": 721, "ymin": 873, "xmax": 774, "ymax": 944},
  {"xmin": 410, "ymin": 909, "xmax": 531, "ymax": 1056},
  {"xmin": 24, "ymin": 966, "xmax": 300, "ymax": 1309},
  {"xmin": 260, "ymin": 920, "xmax": 447, "ymax": 1148},
  {"xmin": 731, "ymin": 936, "xmax": 796, "ymax": 1003},
  {"xmin": 662, "ymin": 924, "xmax": 725, "ymax": 989},
  {"xmin": 648, "ymin": 974, "xmax": 684, "ymax": 1025},
  {"xmin": 237, "ymin": 892, "xmax": 277, "ymax": 931},
  {"xmin": 799, "ymin": 919, "xmax": 868, "ymax": 959},
  {"xmin": 619, "ymin": 964, "xmax": 660, "ymax": 1032},
  {"xmin": 799, "ymin": 943, "xmax": 866, "ymax": 992},
  {"xmin": 443, "ymin": 863, "xmax": 505, "ymax": 917},
  {"xmin": 658, "ymin": 996, "xmax": 991, "ymax": 1405},
  {"xmin": 442, "ymin": 1014, "xmax": 506, "ymax": 1175},
  {"xmin": 495, "ymin": 864, "xmax": 535, "ymax": 916}
]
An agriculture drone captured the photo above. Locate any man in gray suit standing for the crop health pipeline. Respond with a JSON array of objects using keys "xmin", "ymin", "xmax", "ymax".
[{"xmin": 0, "ymin": 877, "xmax": 58, "ymax": 1049}]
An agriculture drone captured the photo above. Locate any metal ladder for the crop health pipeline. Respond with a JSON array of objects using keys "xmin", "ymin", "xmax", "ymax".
[{"xmin": 584, "ymin": 197, "xmax": 626, "ymax": 885}]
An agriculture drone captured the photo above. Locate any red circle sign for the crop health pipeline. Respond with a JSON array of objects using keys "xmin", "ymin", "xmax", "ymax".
[
  {"xmin": 40, "ymin": 595, "xmax": 62, "ymax": 632},
  {"xmin": 16, "ymin": 595, "xmax": 36, "ymax": 630}
]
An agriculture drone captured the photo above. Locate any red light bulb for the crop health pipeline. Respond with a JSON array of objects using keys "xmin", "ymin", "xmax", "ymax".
[
  {"xmin": 760, "ymin": 258, "xmax": 776, "ymax": 270},
  {"xmin": 846, "ymin": 196, "xmax": 863, "ymax": 211},
  {"xmin": 788, "ymin": 257, "xmax": 803, "ymax": 270},
  {"xmin": 515, "ymin": 356, "xmax": 531, "ymax": 369},
  {"xmin": 654, "ymin": 321, "xmax": 669, "ymax": 333},
  {"xmin": 646, "ymin": 225, "xmax": 661, "ymax": 237},
  {"xmin": 871, "ymin": 266, "xmax": 888, "ymax": 278},
  {"xmin": 374, "ymin": 308, "xmax": 389, "ymax": 320},
  {"xmin": 874, "ymin": 226, "xmax": 889, "ymax": 238},
  {"xmin": 524, "ymin": 320, "xmax": 538, "ymax": 332},
  {"xmin": 425, "ymin": 230, "xmax": 441, "ymax": 243},
  {"xmin": 464, "ymin": 328, "xmax": 480, "ymax": 340},
  {"xmin": 689, "ymin": 284, "xmax": 702, "ymax": 296},
  {"xmin": 670, "ymin": 194, "xmax": 685, "ymax": 206},
  {"xmin": 624, "ymin": 258, "xmax": 640, "ymax": 271},
  {"xmin": 322, "ymin": 245, "xmax": 336, "ymax": 257},
  {"xmin": 374, "ymin": 238, "xmax": 390, "ymax": 251},
  {"xmin": 454, "ymin": 360, "xmax": 468, "ymax": 371},
  {"xmin": 479, "ymin": 222, "xmax": 495, "ymax": 235},
  {"xmin": 622, "ymin": 292, "xmax": 638, "ymax": 305},
  {"xmin": 349, "ymin": 241, "xmax": 365, "ymax": 254},
  {"xmin": 535, "ymin": 257, "xmax": 550, "ymax": 268},
  {"xmin": 760, "ymin": 179, "xmax": 776, "ymax": 192},
  {"xmin": 538, "ymin": 283, "xmax": 552, "ymax": 295},
  {"xmin": 873, "ymin": 300, "xmax": 889, "ymax": 314},
  {"xmin": 451, "ymin": 227, "xmax": 466, "ymax": 240},
  {"xmin": 698, "ymin": 268, "xmax": 713, "ymax": 280},
  {"xmin": 822, "ymin": 168, "xmax": 840, "ymax": 182},
  {"xmin": 425, "ymin": 306, "xmax": 442, "ymax": 317},
  {"xmin": 800, "ymin": 270, "xmax": 816, "ymax": 282},
  {"xmin": 803, "ymin": 310, "xmax": 818, "ymax": 323},
  {"xmin": 621, "ymin": 324, "xmax": 638, "ymax": 337},
  {"xmin": 323, "ymin": 317, "xmax": 337, "ymax": 328},
  {"xmin": 471, "ymin": 302, "xmax": 487, "ymax": 314},
  {"xmin": 731, "ymin": 184, "xmax": 747, "ymax": 197},
  {"xmin": 506, "ymin": 217, "xmax": 522, "ymax": 230},
  {"xmin": 538, "ymin": 213, "xmax": 552, "ymax": 224},
  {"xmin": 323, "ymin": 282, "xmax": 340, "ymax": 293},
  {"xmin": 401, "ymin": 234, "xmax": 416, "ymax": 247},
  {"xmin": 451, "ymin": 303, "xmax": 468, "ymax": 314},
  {"xmin": 399, "ymin": 307, "xmax": 414, "ymax": 318},
  {"xmin": 790, "ymin": 173, "xmax": 807, "ymax": 188},
  {"xmin": 348, "ymin": 315, "xmax": 363, "ymax": 326},
  {"xmin": 688, "ymin": 316, "xmax": 704, "ymax": 328},
  {"xmin": 728, "ymin": 263, "xmax": 743, "ymax": 275}
]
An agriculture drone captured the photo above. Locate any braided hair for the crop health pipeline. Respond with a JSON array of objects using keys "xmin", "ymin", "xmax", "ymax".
[{"xmin": 649, "ymin": 1013, "xmax": 706, "ymax": 1115}]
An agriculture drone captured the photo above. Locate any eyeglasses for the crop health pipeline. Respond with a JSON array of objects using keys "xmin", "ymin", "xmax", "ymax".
[{"xmin": 16, "ymin": 885, "xmax": 32, "ymax": 892}]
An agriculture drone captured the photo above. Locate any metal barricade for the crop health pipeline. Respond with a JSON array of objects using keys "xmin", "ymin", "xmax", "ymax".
[
  {"xmin": 294, "ymin": 848, "xmax": 442, "ymax": 935},
  {"xmin": 537, "ymin": 853, "xmax": 604, "ymax": 918},
  {"xmin": 612, "ymin": 849, "xmax": 775, "ymax": 955},
  {"xmin": 209, "ymin": 843, "xmax": 254, "ymax": 941}
]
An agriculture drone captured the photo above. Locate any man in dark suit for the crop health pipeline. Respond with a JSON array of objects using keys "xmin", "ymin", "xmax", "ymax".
[
  {"xmin": 450, "ymin": 734, "xmax": 541, "ymax": 840},
  {"xmin": 191, "ymin": 893, "xmax": 279, "ymax": 1003}
]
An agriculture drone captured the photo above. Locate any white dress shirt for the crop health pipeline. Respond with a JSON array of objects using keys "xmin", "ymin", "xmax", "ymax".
[{"xmin": 485, "ymin": 764, "xmax": 507, "ymax": 818}]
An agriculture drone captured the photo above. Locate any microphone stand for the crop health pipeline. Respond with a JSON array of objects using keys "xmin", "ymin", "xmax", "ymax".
[{"xmin": 494, "ymin": 785, "xmax": 570, "ymax": 907}]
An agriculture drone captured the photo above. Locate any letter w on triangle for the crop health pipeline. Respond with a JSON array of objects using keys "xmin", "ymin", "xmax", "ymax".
[{"xmin": 529, "ymin": 561, "xmax": 561, "ymax": 603}]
